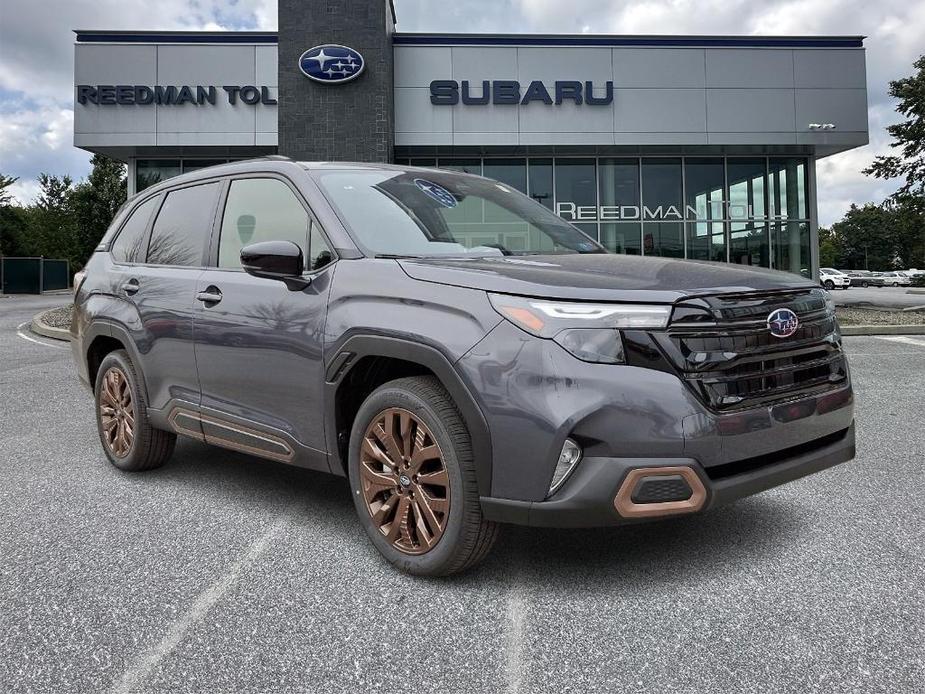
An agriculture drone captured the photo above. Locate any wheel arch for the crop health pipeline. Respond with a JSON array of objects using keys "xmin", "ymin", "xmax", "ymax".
[
  {"xmin": 325, "ymin": 335, "xmax": 493, "ymax": 496},
  {"xmin": 83, "ymin": 320, "xmax": 149, "ymax": 401}
]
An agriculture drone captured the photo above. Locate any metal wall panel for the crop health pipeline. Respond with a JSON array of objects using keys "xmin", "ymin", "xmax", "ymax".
[{"xmin": 392, "ymin": 44, "xmax": 869, "ymax": 155}]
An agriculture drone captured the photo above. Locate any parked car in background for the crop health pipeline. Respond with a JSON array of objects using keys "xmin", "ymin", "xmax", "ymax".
[
  {"xmin": 844, "ymin": 271, "xmax": 884, "ymax": 288},
  {"xmin": 819, "ymin": 268, "xmax": 851, "ymax": 290},
  {"xmin": 878, "ymin": 272, "xmax": 911, "ymax": 287}
]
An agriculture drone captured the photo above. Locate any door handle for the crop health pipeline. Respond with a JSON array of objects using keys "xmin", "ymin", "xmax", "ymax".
[
  {"xmin": 196, "ymin": 287, "xmax": 223, "ymax": 305},
  {"xmin": 121, "ymin": 279, "xmax": 139, "ymax": 295}
]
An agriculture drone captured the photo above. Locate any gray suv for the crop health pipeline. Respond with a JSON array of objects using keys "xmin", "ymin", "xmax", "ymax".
[{"xmin": 71, "ymin": 158, "xmax": 855, "ymax": 575}]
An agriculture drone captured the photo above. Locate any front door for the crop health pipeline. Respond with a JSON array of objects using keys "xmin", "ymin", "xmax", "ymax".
[{"xmin": 192, "ymin": 176, "xmax": 336, "ymax": 470}]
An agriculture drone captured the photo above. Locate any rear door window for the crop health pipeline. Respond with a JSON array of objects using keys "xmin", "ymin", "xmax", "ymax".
[
  {"xmin": 146, "ymin": 182, "xmax": 221, "ymax": 266},
  {"xmin": 217, "ymin": 178, "xmax": 310, "ymax": 269},
  {"xmin": 111, "ymin": 196, "xmax": 158, "ymax": 263}
]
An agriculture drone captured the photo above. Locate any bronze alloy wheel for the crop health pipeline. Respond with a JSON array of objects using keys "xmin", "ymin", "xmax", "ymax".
[
  {"xmin": 99, "ymin": 367, "xmax": 135, "ymax": 458},
  {"xmin": 360, "ymin": 407, "xmax": 450, "ymax": 555}
]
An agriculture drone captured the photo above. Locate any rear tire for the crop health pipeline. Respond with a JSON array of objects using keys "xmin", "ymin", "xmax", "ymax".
[
  {"xmin": 94, "ymin": 350, "xmax": 175, "ymax": 472},
  {"xmin": 347, "ymin": 376, "xmax": 498, "ymax": 576},
  {"xmin": 823, "ymin": 280, "xmax": 835, "ymax": 290}
]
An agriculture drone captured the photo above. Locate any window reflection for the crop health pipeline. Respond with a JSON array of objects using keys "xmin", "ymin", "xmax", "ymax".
[
  {"xmin": 728, "ymin": 158, "xmax": 766, "ymax": 220},
  {"xmin": 730, "ymin": 222, "xmax": 769, "ymax": 267},
  {"xmin": 769, "ymin": 158, "xmax": 807, "ymax": 219},
  {"xmin": 218, "ymin": 179, "xmax": 309, "ymax": 269},
  {"xmin": 528, "ymin": 159, "xmax": 554, "ymax": 210},
  {"xmin": 483, "ymin": 159, "xmax": 527, "ymax": 194},
  {"xmin": 136, "ymin": 160, "xmax": 180, "ymax": 193},
  {"xmin": 439, "ymin": 159, "xmax": 481, "ymax": 175},
  {"xmin": 771, "ymin": 221, "xmax": 809, "ymax": 275},
  {"xmin": 645, "ymin": 222, "xmax": 684, "ymax": 258},
  {"xmin": 601, "ymin": 223, "xmax": 641, "ymax": 255},
  {"xmin": 555, "ymin": 159, "xmax": 597, "ymax": 216},
  {"xmin": 599, "ymin": 158, "xmax": 639, "ymax": 209},
  {"xmin": 686, "ymin": 222, "xmax": 726, "ymax": 262},
  {"xmin": 111, "ymin": 196, "xmax": 158, "ymax": 263},
  {"xmin": 146, "ymin": 182, "xmax": 221, "ymax": 267},
  {"xmin": 390, "ymin": 154, "xmax": 812, "ymax": 275}
]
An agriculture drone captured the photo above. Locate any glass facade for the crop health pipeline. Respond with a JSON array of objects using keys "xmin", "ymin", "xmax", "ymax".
[
  {"xmin": 395, "ymin": 155, "xmax": 813, "ymax": 275},
  {"xmin": 134, "ymin": 158, "xmax": 242, "ymax": 193}
]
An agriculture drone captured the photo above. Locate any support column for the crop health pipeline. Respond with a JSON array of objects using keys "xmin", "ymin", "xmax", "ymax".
[{"xmin": 277, "ymin": 0, "xmax": 395, "ymax": 162}]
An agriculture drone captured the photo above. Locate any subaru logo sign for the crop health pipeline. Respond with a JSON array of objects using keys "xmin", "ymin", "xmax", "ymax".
[
  {"xmin": 298, "ymin": 44, "xmax": 365, "ymax": 84},
  {"xmin": 767, "ymin": 308, "xmax": 800, "ymax": 338}
]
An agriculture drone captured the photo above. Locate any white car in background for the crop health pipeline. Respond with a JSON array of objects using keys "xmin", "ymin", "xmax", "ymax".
[
  {"xmin": 819, "ymin": 268, "xmax": 851, "ymax": 290},
  {"xmin": 879, "ymin": 272, "xmax": 912, "ymax": 286}
]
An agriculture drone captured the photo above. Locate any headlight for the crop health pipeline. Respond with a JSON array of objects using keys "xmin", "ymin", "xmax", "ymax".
[
  {"xmin": 488, "ymin": 294, "xmax": 671, "ymax": 337},
  {"xmin": 553, "ymin": 328, "xmax": 625, "ymax": 364},
  {"xmin": 488, "ymin": 294, "xmax": 672, "ymax": 364}
]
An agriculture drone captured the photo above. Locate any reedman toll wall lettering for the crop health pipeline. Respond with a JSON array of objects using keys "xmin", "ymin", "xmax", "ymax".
[{"xmin": 76, "ymin": 85, "xmax": 277, "ymax": 106}]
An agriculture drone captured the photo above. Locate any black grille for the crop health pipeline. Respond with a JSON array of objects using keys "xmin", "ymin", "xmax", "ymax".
[
  {"xmin": 631, "ymin": 475, "xmax": 693, "ymax": 503},
  {"xmin": 656, "ymin": 288, "xmax": 847, "ymax": 411}
]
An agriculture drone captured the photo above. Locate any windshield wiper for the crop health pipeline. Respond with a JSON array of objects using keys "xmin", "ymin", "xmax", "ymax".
[{"xmin": 374, "ymin": 253, "xmax": 427, "ymax": 259}]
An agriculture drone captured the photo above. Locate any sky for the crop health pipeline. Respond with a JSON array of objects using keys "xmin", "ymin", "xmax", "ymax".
[{"xmin": 0, "ymin": 0, "xmax": 922, "ymax": 226}]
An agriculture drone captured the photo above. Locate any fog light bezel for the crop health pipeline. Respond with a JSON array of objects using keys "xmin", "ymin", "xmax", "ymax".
[{"xmin": 547, "ymin": 438, "xmax": 582, "ymax": 497}]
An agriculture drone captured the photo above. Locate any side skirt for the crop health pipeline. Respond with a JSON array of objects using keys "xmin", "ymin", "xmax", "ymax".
[{"xmin": 150, "ymin": 401, "xmax": 333, "ymax": 474}]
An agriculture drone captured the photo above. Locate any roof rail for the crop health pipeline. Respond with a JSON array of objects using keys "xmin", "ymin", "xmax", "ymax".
[{"xmin": 263, "ymin": 155, "xmax": 292, "ymax": 161}]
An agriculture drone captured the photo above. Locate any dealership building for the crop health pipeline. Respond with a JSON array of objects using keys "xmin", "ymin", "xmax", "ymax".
[{"xmin": 72, "ymin": 0, "xmax": 869, "ymax": 277}]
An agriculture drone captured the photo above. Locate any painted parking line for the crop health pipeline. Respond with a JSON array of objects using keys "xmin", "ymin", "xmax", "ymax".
[
  {"xmin": 873, "ymin": 335, "xmax": 925, "ymax": 348},
  {"xmin": 108, "ymin": 504, "xmax": 296, "ymax": 694},
  {"xmin": 15, "ymin": 322, "xmax": 69, "ymax": 350}
]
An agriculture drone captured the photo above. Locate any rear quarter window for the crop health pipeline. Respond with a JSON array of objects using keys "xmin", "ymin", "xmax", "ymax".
[{"xmin": 110, "ymin": 196, "xmax": 158, "ymax": 263}]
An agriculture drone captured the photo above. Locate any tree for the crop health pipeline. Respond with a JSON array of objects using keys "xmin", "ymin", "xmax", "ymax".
[
  {"xmin": 864, "ymin": 55, "xmax": 925, "ymax": 197},
  {"xmin": 830, "ymin": 203, "xmax": 895, "ymax": 270},
  {"xmin": 26, "ymin": 174, "xmax": 76, "ymax": 260},
  {"xmin": 71, "ymin": 154, "xmax": 127, "ymax": 269},
  {"xmin": 883, "ymin": 193, "xmax": 925, "ymax": 269},
  {"xmin": 0, "ymin": 174, "xmax": 17, "ymax": 206},
  {"xmin": 818, "ymin": 226, "xmax": 841, "ymax": 268},
  {"xmin": 0, "ymin": 175, "xmax": 28, "ymax": 256}
]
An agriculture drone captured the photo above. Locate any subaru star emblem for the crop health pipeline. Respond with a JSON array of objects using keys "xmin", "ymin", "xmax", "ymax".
[
  {"xmin": 298, "ymin": 44, "xmax": 365, "ymax": 84},
  {"xmin": 414, "ymin": 178, "xmax": 458, "ymax": 208},
  {"xmin": 767, "ymin": 308, "xmax": 799, "ymax": 338}
]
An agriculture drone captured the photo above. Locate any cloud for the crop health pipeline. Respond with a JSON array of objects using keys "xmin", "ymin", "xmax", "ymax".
[
  {"xmin": 0, "ymin": 0, "xmax": 276, "ymax": 203},
  {"xmin": 0, "ymin": 0, "xmax": 920, "ymax": 224}
]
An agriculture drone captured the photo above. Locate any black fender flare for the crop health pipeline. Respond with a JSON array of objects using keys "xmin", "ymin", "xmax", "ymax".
[
  {"xmin": 81, "ymin": 319, "xmax": 150, "ymax": 402},
  {"xmin": 324, "ymin": 334, "xmax": 493, "ymax": 496}
]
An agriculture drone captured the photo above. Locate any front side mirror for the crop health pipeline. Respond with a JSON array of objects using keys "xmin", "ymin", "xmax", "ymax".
[{"xmin": 240, "ymin": 240, "xmax": 310, "ymax": 290}]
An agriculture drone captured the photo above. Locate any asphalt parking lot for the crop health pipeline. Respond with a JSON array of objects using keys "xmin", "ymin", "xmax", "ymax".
[
  {"xmin": 1, "ymin": 294, "xmax": 923, "ymax": 694},
  {"xmin": 830, "ymin": 284, "xmax": 925, "ymax": 309}
]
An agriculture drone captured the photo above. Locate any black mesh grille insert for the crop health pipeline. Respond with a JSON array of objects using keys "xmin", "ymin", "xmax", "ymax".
[{"xmin": 631, "ymin": 475, "xmax": 694, "ymax": 504}]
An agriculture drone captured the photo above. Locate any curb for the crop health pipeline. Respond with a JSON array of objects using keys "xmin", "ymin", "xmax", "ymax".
[
  {"xmin": 31, "ymin": 310, "xmax": 72, "ymax": 342},
  {"xmin": 908, "ymin": 288, "xmax": 925, "ymax": 295},
  {"xmin": 840, "ymin": 324, "xmax": 925, "ymax": 336}
]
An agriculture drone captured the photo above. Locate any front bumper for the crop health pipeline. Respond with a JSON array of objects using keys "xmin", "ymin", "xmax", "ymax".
[{"xmin": 481, "ymin": 422, "xmax": 855, "ymax": 527}]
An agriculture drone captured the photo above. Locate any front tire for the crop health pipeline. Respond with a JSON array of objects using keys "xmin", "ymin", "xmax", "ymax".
[
  {"xmin": 95, "ymin": 350, "xmax": 175, "ymax": 471},
  {"xmin": 347, "ymin": 376, "xmax": 498, "ymax": 576}
]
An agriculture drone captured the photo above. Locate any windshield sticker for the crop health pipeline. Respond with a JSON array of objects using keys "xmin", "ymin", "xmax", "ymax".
[{"xmin": 414, "ymin": 178, "xmax": 458, "ymax": 208}]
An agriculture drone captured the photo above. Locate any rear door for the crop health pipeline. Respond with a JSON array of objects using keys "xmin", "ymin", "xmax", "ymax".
[
  {"xmin": 107, "ymin": 181, "xmax": 221, "ymax": 411},
  {"xmin": 192, "ymin": 175, "xmax": 336, "ymax": 468}
]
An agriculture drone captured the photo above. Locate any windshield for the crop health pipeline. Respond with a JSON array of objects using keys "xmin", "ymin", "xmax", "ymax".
[{"xmin": 314, "ymin": 168, "xmax": 605, "ymax": 258}]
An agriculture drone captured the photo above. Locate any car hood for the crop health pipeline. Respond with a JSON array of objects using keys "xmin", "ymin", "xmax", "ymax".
[{"xmin": 398, "ymin": 254, "xmax": 816, "ymax": 303}]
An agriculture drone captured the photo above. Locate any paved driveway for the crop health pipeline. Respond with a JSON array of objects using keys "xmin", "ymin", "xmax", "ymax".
[
  {"xmin": 1, "ymin": 294, "xmax": 922, "ymax": 693},
  {"xmin": 831, "ymin": 285, "xmax": 925, "ymax": 309}
]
